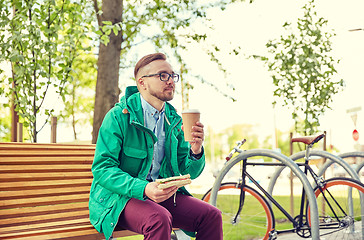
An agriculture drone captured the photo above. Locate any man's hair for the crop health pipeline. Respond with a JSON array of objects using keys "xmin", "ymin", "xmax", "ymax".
[{"xmin": 134, "ymin": 53, "xmax": 167, "ymax": 79}]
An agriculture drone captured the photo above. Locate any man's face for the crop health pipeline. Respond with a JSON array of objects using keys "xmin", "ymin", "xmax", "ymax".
[{"xmin": 139, "ymin": 59, "xmax": 175, "ymax": 103}]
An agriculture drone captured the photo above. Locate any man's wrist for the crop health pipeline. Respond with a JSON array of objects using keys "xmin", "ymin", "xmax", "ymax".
[{"xmin": 190, "ymin": 147, "xmax": 204, "ymax": 159}]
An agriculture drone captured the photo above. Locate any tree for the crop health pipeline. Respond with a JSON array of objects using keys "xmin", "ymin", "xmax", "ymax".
[
  {"xmin": 0, "ymin": 0, "xmax": 94, "ymax": 142},
  {"xmin": 91, "ymin": 0, "xmax": 250, "ymax": 143},
  {"xmin": 0, "ymin": 107, "xmax": 11, "ymax": 141},
  {"xmin": 58, "ymin": 50, "xmax": 97, "ymax": 140},
  {"xmin": 257, "ymin": 0, "xmax": 344, "ymax": 135},
  {"xmin": 204, "ymin": 124, "xmax": 262, "ymax": 163}
]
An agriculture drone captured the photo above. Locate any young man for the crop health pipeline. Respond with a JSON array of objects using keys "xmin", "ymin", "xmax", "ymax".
[{"xmin": 89, "ymin": 53, "xmax": 223, "ymax": 240}]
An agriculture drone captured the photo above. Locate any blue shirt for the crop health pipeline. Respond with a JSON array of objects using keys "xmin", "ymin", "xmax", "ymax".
[{"xmin": 140, "ymin": 95, "xmax": 166, "ymax": 181}]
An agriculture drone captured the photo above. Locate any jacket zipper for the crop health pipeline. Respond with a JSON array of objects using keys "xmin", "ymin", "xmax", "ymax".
[
  {"xmin": 168, "ymin": 117, "xmax": 181, "ymax": 177},
  {"xmin": 168, "ymin": 117, "xmax": 181, "ymax": 207}
]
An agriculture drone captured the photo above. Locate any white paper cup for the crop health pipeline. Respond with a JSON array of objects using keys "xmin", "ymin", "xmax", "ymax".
[{"xmin": 182, "ymin": 109, "xmax": 200, "ymax": 142}]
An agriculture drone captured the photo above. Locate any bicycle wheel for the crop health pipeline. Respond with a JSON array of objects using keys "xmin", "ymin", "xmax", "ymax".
[
  {"xmin": 307, "ymin": 177, "xmax": 364, "ymax": 239},
  {"xmin": 202, "ymin": 182, "xmax": 275, "ymax": 240}
]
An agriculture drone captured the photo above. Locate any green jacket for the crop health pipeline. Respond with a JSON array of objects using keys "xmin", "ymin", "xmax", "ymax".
[{"xmin": 89, "ymin": 86, "xmax": 205, "ymax": 239}]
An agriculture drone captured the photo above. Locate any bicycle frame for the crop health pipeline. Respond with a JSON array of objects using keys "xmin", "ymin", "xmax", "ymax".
[{"xmin": 237, "ymin": 159, "xmax": 309, "ymax": 235}]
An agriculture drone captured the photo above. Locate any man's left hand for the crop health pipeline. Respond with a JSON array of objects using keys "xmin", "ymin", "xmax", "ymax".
[{"xmin": 187, "ymin": 121, "xmax": 204, "ymax": 155}]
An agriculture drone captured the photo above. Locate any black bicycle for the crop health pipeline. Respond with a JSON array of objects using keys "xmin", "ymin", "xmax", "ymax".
[{"xmin": 202, "ymin": 134, "xmax": 364, "ymax": 240}]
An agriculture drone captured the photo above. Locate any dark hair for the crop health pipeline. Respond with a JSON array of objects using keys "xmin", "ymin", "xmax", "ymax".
[{"xmin": 134, "ymin": 53, "xmax": 167, "ymax": 79}]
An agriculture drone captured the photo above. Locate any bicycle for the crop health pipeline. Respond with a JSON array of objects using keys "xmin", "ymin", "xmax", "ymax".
[{"xmin": 201, "ymin": 133, "xmax": 364, "ymax": 240}]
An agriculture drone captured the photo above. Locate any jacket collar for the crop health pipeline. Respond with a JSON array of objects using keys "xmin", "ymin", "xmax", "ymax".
[{"xmin": 119, "ymin": 86, "xmax": 180, "ymax": 127}]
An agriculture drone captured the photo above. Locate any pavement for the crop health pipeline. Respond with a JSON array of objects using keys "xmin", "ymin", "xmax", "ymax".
[
  {"xmin": 269, "ymin": 221, "xmax": 363, "ymax": 240},
  {"xmin": 277, "ymin": 232, "xmax": 311, "ymax": 239}
]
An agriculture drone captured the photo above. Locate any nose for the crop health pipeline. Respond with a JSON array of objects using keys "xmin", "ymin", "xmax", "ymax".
[{"xmin": 166, "ymin": 77, "xmax": 175, "ymax": 85}]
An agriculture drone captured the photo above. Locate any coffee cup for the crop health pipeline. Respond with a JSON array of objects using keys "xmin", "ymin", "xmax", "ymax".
[{"xmin": 181, "ymin": 109, "xmax": 200, "ymax": 142}]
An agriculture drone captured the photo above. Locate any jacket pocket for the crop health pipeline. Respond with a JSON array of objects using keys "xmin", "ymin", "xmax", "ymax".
[
  {"xmin": 120, "ymin": 146, "xmax": 147, "ymax": 177},
  {"xmin": 89, "ymin": 183, "xmax": 116, "ymax": 231}
]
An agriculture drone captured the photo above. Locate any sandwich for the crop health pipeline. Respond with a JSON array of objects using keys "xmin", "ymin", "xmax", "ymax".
[{"xmin": 156, "ymin": 174, "xmax": 191, "ymax": 189}]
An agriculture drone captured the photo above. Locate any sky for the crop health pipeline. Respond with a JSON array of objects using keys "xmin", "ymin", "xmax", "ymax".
[
  {"xmin": 31, "ymin": 0, "xmax": 364, "ymax": 153},
  {"xmin": 179, "ymin": 0, "xmax": 364, "ymax": 153}
]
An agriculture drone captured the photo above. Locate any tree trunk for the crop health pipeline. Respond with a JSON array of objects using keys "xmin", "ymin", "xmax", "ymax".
[{"xmin": 92, "ymin": 0, "xmax": 123, "ymax": 143}]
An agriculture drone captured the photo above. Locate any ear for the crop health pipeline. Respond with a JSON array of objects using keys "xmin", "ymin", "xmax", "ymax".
[{"xmin": 138, "ymin": 78, "xmax": 146, "ymax": 90}]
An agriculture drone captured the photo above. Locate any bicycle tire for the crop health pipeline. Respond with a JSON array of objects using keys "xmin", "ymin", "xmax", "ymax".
[
  {"xmin": 202, "ymin": 182, "xmax": 275, "ymax": 240},
  {"xmin": 307, "ymin": 177, "xmax": 364, "ymax": 239}
]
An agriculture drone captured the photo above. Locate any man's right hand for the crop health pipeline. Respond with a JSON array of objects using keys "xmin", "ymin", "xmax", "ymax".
[{"xmin": 144, "ymin": 182, "xmax": 178, "ymax": 203}]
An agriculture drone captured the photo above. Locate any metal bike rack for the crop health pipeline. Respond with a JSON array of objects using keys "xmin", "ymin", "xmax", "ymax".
[
  {"xmin": 318, "ymin": 151, "xmax": 364, "ymax": 177},
  {"xmin": 268, "ymin": 150, "xmax": 361, "ymax": 193},
  {"xmin": 357, "ymin": 161, "xmax": 364, "ymax": 174},
  {"xmin": 267, "ymin": 150, "xmax": 364, "ymax": 239},
  {"xmin": 210, "ymin": 149, "xmax": 320, "ymax": 240}
]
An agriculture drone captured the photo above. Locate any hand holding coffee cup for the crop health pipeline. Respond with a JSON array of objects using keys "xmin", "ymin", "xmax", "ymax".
[{"xmin": 181, "ymin": 109, "xmax": 200, "ymax": 142}]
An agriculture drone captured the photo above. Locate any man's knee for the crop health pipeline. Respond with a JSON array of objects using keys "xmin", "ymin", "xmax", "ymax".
[
  {"xmin": 142, "ymin": 208, "xmax": 173, "ymax": 240},
  {"xmin": 148, "ymin": 208, "xmax": 173, "ymax": 229},
  {"xmin": 209, "ymin": 205, "xmax": 222, "ymax": 222}
]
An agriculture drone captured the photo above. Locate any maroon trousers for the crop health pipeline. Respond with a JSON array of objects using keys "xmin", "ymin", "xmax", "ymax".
[{"xmin": 116, "ymin": 193, "xmax": 223, "ymax": 240}]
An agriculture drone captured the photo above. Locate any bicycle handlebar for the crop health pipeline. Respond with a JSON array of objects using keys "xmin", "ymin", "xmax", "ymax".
[{"xmin": 226, "ymin": 139, "xmax": 246, "ymax": 161}]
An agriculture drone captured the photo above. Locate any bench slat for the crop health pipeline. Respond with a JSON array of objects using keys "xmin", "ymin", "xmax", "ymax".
[
  {"xmin": 0, "ymin": 208, "xmax": 88, "ymax": 224},
  {"xmin": 0, "ymin": 219, "xmax": 99, "ymax": 238},
  {"xmin": 1, "ymin": 221, "xmax": 134, "ymax": 240},
  {"xmin": 0, "ymin": 164, "xmax": 92, "ymax": 170},
  {"xmin": 0, "ymin": 142, "xmax": 95, "ymax": 150},
  {"xmin": 2, "ymin": 226, "xmax": 137, "ymax": 240},
  {"xmin": 0, "ymin": 151, "xmax": 95, "ymax": 157},
  {"xmin": 0, "ymin": 172, "xmax": 92, "ymax": 182},
  {"xmin": 0, "ymin": 156, "xmax": 94, "ymax": 164},
  {"xmin": 0, "ymin": 217, "xmax": 91, "ymax": 233},
  {"xmin": 0, "ymin": 193, "xmax": 90, "ymax": 209},
  {"xmin": 0, "ymin": 202, "xmax": 88, "ymax": 218},
  {"xmin": 0, "ymin": 186, "xmax": 91, "ymax": 199},
  {"xmin": 0, "ymin": 178, "xmax": 92, "ymax": 190},
  {"xmin": 0, "ymin": 208, "xmax": 90, "ymax": 226}
]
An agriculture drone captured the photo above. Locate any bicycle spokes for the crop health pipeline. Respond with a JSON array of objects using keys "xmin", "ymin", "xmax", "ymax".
[{"xmin": 308, "ymin": 178, "xmax": 364, "ymax": 239}]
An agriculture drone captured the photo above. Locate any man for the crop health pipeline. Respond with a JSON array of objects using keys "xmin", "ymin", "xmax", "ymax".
[{"xmin": 89, "ymin": 53, "xmax": 223, "ymax": 240}]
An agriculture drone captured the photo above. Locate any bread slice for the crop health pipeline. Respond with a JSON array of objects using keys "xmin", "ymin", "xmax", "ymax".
[{"xmin": 156, "ymin": 174, "xmax": 191, "ymax": 189}]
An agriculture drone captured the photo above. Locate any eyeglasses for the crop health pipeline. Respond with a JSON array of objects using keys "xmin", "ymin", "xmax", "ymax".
[{"xmin": 141, "ymin": 72, "xmax": 180, "ymax": 82}]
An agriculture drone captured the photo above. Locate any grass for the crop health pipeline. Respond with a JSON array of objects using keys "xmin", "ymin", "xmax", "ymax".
[
  {"xmin": 213, "ymin": 194, "xmax": 303, "ymax": 240},
  {"xmin": 271, "ymin": 195, "xmax": 304, "ymax": 231}
]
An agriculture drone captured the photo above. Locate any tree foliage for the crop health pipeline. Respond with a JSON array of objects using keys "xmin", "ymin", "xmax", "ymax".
[
  {"xmin": 1, "ymin": 0, "xmax": 252, "ymax": 143},
  {"xmin": 91, "ymin": 0, "xmax": 250, "ymax": 143},
  {"xmin": 204, "ymin": 124, "xmax": 265, "ymax": 163},
  {"xmin": 257, "ymin": 0, "xmax": 344, "ymax": 135},
  {"xmin": 0, "ymin": 107, "xmax": 11, "ymax": 141},
  {"xmin": 0, "ymin": 0, "xmax": 94, "ymax": 142},
  {"xmin": 58, "ymin": 50, "xmax": 97, "ymax": 140}
]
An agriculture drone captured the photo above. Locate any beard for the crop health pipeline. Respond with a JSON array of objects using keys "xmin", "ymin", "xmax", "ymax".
[{"xmin": 148, "ymin": 85, "xmax": 175, "ymax": 102}]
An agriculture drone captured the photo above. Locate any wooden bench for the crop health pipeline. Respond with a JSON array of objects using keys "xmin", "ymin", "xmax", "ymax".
[{"xmin": 0, "ymin": 142, "xmax": 138, "ymax": 240}]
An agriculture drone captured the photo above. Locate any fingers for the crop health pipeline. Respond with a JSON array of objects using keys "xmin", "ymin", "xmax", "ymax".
[
  {"xmin": 190, "ymin": 121, "xmax": 204, "ymax": 143},
  {"xmin": 144, "ymin": 182, "xmax": 178, "ymax": 203},
  {"xmin": 154, "ymin": 187, "xmax": 178, "ymax": 203}
]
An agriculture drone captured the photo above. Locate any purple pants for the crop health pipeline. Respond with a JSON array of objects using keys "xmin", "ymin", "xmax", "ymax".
[{"xmin": 116, "ymin": 193, "xmax": 223, "ymax": 240}]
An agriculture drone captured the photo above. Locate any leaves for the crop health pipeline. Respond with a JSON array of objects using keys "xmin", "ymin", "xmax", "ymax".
[
  {"xmin": 260, "ymin": 0, "xmax": 343, "ymax": 135},
  {"xmin": 115, "ymin": 0, "xmax": 246, "ymax": 99},
  {"xmin": 0, "ymin": 0, "xmax": 95, "ymax": 142}
]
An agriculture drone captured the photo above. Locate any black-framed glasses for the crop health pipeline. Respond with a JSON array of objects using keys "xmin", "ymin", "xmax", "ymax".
[{"xmin": 141, "ymin": 72, "xmax": 180, "ymax": 82}]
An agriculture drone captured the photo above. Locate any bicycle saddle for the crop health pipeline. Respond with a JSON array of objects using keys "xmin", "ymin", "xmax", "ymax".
[{"xmin": 291, "ymin": 133, "xmax": 325, "ymax": 145}]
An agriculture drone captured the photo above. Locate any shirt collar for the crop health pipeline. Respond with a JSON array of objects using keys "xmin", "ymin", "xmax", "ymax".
[{"xmin": 140, "ymin": 95, "xmax": 165, "ymax": 118}]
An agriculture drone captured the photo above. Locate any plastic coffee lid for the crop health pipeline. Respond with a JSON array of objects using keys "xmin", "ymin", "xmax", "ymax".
[{"xmin": 182, "ymin": 109, "xmax": 200, "ymax": 113}]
